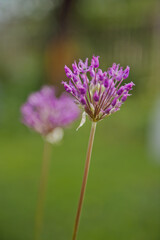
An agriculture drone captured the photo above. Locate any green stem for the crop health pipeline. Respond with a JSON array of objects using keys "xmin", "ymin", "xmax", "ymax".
[
  {"xmin": 72, "ymin": 122, "xmax": 97, "ymax": 240},
  {"xmin": 34, "ymin": 140, "xmax": 52, "ymax": 240}
]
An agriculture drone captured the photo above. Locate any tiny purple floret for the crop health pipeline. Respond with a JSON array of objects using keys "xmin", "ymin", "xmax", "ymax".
[
  {"xmin": 91, "ymin": 56, "xmax": 99, "ymax": 68},
  {"xmin": 93, "ymin": 91, "xmax": 100, "ymax": 102}
]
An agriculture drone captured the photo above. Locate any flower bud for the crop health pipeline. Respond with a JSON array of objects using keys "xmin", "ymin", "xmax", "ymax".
[
  {"xmin": 104, "ymin": 77, "xmax": 109, "ymax": 88},
  {"xmin": 78, "ymin": 87, "xmax": 86, "ymax": 95},
  {"xmin": 117, "ymin": 86, "xmax": 124, "ymax": 95},
  {"xmin": 105, "ymin": 106, "xmax": 112, "ymax": 114},
  {"xmin": 93, "ymin": 91, "xmax": 99, "ymax": 102},
  {"xmin": 91, "ymin": 56, "xmax": 99, "ymax": 68},
  {"xmin": 111, "ymin": 97, "xmax": 117, "ymax": 107},
  {"xmin": 72, "ymin": 61, "xmax": 79, "ymax": 75},
  {"xmin": 62, "ymin": 81, "xmax": 72, "ymax": 93},
  {"xmin": 64, "ymin": 65, "xmax": 73, "ymax": 79},
  {"xmin": 80, "ymin": 97, "xmax": 86, "ymax": 105},
  {"xmin": 124, "ymin": 81, "xmax": 135, "ymax": 91},
  {"xmin": 123, "ymin": 66, "xmax": 130, "ymax": 79},
  {"xmin": 121, "ymin": 94, "xmax": 128, "ymax": 102}
]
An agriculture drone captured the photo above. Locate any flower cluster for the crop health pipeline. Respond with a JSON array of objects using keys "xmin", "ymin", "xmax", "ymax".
[
  {"xmin": 21, "ymin": 86, "xmax": 80, "ymax": 142},
  {"xmin": 62, "ymin": 56, "xmax": 135, "ymax": 123}
]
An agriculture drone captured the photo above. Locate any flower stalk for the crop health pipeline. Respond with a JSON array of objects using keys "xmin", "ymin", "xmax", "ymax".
[
  {"xmin": 72, "ymin": 121, "xmax": 97, "ymax": 240},
  {"xmin": 34, "ymin": 140, "xmax": 52, "ymax": 240}
]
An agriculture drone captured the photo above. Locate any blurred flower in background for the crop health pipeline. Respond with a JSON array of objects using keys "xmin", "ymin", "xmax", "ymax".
[
  {"xmin": 21, "ymin": 85, "xmax": 80, "ymax": 143},
  {"xmin": 21, "ymin": 85, "xmax": 80, "ymax": 240}
]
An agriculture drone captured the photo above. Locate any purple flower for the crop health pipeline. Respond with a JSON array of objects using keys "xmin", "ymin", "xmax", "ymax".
[
  {"xmin": 123, "ymin": 66, "xmax": 130, "ymax": 79},
  {"xmin": 62, "ymin": 56, "xmax": 135, "ymax": 125},
  {"xmin": 93, "ymin": 91, "xmax": 99, "ymax": 102},
  {"xmin": 97, "ymin": 69, "xmax": 107, "ymax": 81},
  {"xmin": 72, "ymin": 61, "xmax": 79, "ymax": 75},
  {"xmin": 64, "ymin": 65, "xmax": 73, "ymax": 79},
  {"xmin": 78, "ymin": 58, "xmax": 89, "ymax": 73},
  {"xmin": 80, "ymin": 97, "xmax": 86, "ymax": 105},
  {"xmin": 21, "ymin": 86, "xmax": 80, "ymax": 140},
  {"xmin": 91, "ymin": 56, "xmax": 99, "ymax": 68}
]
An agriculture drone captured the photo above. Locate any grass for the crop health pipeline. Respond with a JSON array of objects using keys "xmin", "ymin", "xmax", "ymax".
[{"xmin": 0, "ymin": 98, "xmax": 160, "ymax": 240}]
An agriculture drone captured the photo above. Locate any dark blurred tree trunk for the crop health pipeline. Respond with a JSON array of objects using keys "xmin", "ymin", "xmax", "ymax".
[
  {"xmin": 58, "ymin": 0, "xmax": 74, "ymax": 36},
  {"xmin": 45, "ymin": 0, "xmax": 79, "ymax": 90}
]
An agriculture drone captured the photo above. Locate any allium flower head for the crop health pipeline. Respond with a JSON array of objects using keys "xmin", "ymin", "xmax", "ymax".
[
  {"xmin": 62, "ymin": 56, "xmax": 135, "ymax": 127},
  {"xmin": 21, "ymin": 86, "xmax": 80, "ymax": 143}
]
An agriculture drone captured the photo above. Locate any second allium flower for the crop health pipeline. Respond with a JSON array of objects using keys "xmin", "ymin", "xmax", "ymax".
[
  {"xmin": 21, "ymin": 86, "xmax": 80, "ymax": 143},
  {"xmin": 62, "ymin": 56, "xmax": 135, "ymax": 124}
]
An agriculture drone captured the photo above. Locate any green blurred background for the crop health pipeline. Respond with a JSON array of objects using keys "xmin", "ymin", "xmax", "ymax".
[{"xmin": 0, "ymin": 0, "xmax": 160, "ymax": 239}]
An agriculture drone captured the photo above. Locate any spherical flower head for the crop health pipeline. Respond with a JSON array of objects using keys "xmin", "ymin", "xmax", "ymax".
[
  {"xmin": 21, "ymin": 86, "xmax": 80, "ymax": 142},
  {"xmin": 62, "ymin": 56, "xmax": 135, "ymax": 128}
]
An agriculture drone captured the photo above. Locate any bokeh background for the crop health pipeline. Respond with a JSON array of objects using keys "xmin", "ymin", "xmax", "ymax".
[{"xmin": 0, "ymin": 0, "xmax": 160, "ymax": 239}]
